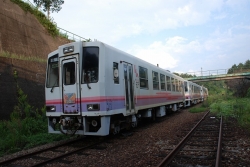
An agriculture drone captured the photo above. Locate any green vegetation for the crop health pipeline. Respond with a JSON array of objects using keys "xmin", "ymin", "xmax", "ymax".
[
  {"xmin": 10, "ymin": 0, "xmax": 59, "ymax": 37},
  {"xmin": 188, "ymin": 105, "xmax": 207, "ymax": 113},
  {"xmin": 33, "ymin": 0, "xmax": 64, "ymax": 19},
  {"xmin": 0, "ymin": 71, "xmax": 70, "ymax": 157},
  {"xmin": 188, "ymin": 80, "xmax": 250, "ymax": 130},
  {"xmin": 210, "ymin": 98, "xmax": 250, "ymax": 129},
  {"xmin": 227, "ymin": 59, "xmax": 250, "ymax": 74},
  {"xmin": 174, "ymin": 72, "xmax": 196, "ymax": 78},
  {"xmin": 0, "ymin": 50, "xmax": 46, "ymax": 63}
]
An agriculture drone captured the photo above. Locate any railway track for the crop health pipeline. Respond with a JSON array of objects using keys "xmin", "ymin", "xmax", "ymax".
[
  {"xmin": 157, "ymin": 111, "xmax": 223, "ymax": 167},
  {"xmin": 0, "ymin": 112, "xmax": 175, "ymax": 167},
  {"xmin": 0, "ymin": 136, "xmax": 107, "ymax": 167},
  {"xmin": 2, "ymin": 110, "xmax": 247, "ymax": 166}
]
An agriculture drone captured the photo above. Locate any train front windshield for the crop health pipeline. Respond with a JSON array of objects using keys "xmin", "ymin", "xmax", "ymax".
[
  {"xmin": 46, "ymin": 47, "xmax": 99, "ymax": 89},
  {"xmin": 184, "ymin": 82, "xmax": 188, "ymax": 92},
  {"xmin": 81, "ymin": 47, "xmax": 99, "ymax": 84},
  {"xmin": 46, "ymin": 54, "xmax": 59, "ymax": 88}
]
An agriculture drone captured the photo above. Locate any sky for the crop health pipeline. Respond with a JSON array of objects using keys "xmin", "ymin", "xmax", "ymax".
[{"xmin": 46, "ymin": 0, "xmax": 250, "ymax": 74}]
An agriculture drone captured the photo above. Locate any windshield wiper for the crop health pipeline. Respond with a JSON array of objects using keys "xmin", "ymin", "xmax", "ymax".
[
  {"xmin": 51, "ymin": 85, "xmax": 55, "ymax": 93},
  {"xmin": 87, "ymin": 81, "xmax": 91, "ymax": 89},
  {"xmin": 50, "ymin": 78, "xmax": 58, "ymax": 93}
]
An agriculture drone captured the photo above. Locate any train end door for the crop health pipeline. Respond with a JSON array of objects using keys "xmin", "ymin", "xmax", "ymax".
[{"xmin": 60, "ymin": 55, "xmax": 80, "ymax": 115}]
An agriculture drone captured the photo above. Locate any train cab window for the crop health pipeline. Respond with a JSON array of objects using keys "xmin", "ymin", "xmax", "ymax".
[
  {"xmin": 152, "ymin": 71, "xmax": 159, "ymax": 90},
  {"xmin": 113, "ymin": 62, "xmax": 119, "ymax": 84},
  {"xmin": 177, "ymin": 80, "xmax": 181, "ymax": 92},
  {"xmin": 175, "ymin": 79, "xmax": 179, "ymax": 92},
  {"xmin": 166, "ymin": 76, "xmax": 171, "ymax": 91},
  {"xmin": 160, "ymin": 74, "xmax": 166, "ymax": 90},
  {"xmin": 82, "ymin": 47, "xmax": 99, "ymax": 84},
  {"xmin": 180, "ymin": 81, "xmax": 183, "ymax": 92},
  {"xmin": 46, "ymin": 54, "xmax": 59, "ymax": 88},
  {"xmin": 195, "ymin": 86, "xmax": 199, "ymax": 93},
  {"xmin": 63, "ymin": 62, "xmax": 75, "ymax": 85},
  {"xmin": 171, "ymin": 77, "xmax": 175, "ymax": 91},
  {"xmin": 139, "ymin": 66, "xmax": 148, "ymax": 89},
  {"xmin": 178, "ymin": 80, "xmax": 181, "ymax": 92},
  {"xmin": 184, "ymin": 81, "xmax": 188, "ymax": 92}
]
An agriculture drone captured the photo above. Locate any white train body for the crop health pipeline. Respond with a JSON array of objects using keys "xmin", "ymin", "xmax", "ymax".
[
  {"xmin": 201, "ymin": 86, "xmax": 208, "ymax": 101},
  {"xmin": 45, "ymin": 41, "xmax": 187, "ymax": 136},
  {"xmin": 184, "ymin": 81, "xmax": 203, "ymax": 106}
]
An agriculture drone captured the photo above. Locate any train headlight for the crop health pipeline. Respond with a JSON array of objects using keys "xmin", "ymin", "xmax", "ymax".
[
  {"xmin": 46, "ymin": 106, "xmax": 56, "ymax": 112},
  {"xmin": 87, "ymin": 104, "xmax": 100, "ymax": 111}
]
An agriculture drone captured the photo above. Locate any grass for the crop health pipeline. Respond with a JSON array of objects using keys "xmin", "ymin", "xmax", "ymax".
[
  {"xmin": 0, "ymin": 50, "xmax": 46, "ymax": 63},
  {"xmin": 0, "ymin": 118, "xmax": 70, "ymax": 156},
  {"xmin": 189, "ymin": 105, "xmax": 208, "ymax": 113},
  {"xmin": 188, "ymin": 86, "xmax": 250, "ymax": 131},
  {"xmin": 210, "ymin": 98, "xmax": 250, "ymax": 129}
]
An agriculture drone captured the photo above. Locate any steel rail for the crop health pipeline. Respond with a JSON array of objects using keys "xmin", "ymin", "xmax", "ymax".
[
  {"xmin": 215, "ymin": 116, "xmax": 223, "ymax": 167},
  {"xmin": 157, "ymin": 110, "xmax": 210, "ymax": 167},
  {"xmin": 0, "ymin": 137, "xmax": 84, "ymax": 166},
  {"xmin": 31, "ymin": 140, "xmax": 105, "ymax": 167}
]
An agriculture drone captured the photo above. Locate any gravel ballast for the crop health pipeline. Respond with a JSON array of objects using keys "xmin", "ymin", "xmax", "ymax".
[{"xmin": 1, "ymin": 109, "xmax": 249, "ymax": 167}]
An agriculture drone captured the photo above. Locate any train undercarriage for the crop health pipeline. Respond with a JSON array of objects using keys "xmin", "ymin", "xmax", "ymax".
[{"xmin": 48, "ymin": 103, "xmax": 183, "ymax": 136}]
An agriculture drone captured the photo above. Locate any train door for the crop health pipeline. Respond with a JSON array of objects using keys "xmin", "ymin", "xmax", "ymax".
[
  {"xmin": 123, "ymin": 63, "xmax": 135, "ymax": 114},
  {"xmin": 60, "ymin": 55, "xmax": 80, "ymax": 114}
]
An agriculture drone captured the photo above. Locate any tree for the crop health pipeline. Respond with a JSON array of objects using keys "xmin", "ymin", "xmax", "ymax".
[
  {"xmin": 225, "ymin": 78, "xmax": 250, "ymax": 97},
  {"xmin": 33, "ymin": 0, "xmax": 64, "ymax": 19},
  {"xmin": 244, "ymin": 60, "xmax": 250, "ymax": 68},
  {"xmin": 228, "ymin": 64, "xmax": 237, "ymax": 74}
]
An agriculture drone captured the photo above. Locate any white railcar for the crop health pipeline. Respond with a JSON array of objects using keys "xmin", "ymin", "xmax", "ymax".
[
  {"xmin": 201, "ymin": 86, "xmax": 208, "ymax": 102},
  {"xmin": 184, "ymin": 81, "xmax": 203, "ymax": 106},
  {"xmin": 45, "ymin": 41, "xmax": 186, "ymax": 136}
]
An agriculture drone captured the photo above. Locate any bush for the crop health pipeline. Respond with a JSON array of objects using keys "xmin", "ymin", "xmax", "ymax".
[
  {"xmin": 0, "ymin": 72, "xmax": 69, "ymax": 157},
  {"xmin": 210, "ymin": 98, "xmax": 250, "ymax": 130}
]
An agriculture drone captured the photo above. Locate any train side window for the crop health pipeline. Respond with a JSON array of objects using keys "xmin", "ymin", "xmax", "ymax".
[
  {"xmin": 152, "ymin": 71, "xmax": 159, "ymax": 90},
  {"xmin": 166, "ymin": 76, "xmax": 171, "ymax": 91},
  {"xmin": 160, "ymin": 74, "xmax": 166, "ymax": 91},
  {"xmin": 113, "ymin": 62, "xmax": 119, "ymax": 84},
  {"xmin": 82, "ymin": 47, "xmax": 99, "ymax": 84},
  {"xmin": 139, "ymin": 66, "xmax": 148, "ymax": 89},
  {"xmin": 171, "ymin": 77, "xmax": 175, "ymax": 91}
]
